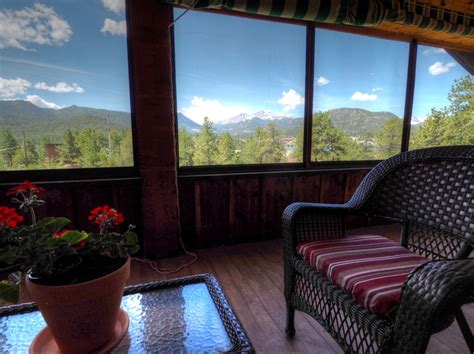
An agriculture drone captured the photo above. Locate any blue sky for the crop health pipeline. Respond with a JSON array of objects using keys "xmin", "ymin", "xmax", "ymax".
[
  {"xmin": 0, "ymin": 4, "xmax": 469, "ymax": 120},
  {"xmin": 174, "ymin": 9, "xmax": 470, "ymax": 125},
  {"xmin": 0, "ymin": 0, "xmax": 131, "ymax": 112}
]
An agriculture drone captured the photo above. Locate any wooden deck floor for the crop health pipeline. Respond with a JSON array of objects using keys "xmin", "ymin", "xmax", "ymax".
[{"xmin": 128, "ymin": 225, "xmax": 473, "ymax": 354}]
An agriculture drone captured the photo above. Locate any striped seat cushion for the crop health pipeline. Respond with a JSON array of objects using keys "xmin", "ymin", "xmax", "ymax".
[{"xmin": 296, "ymin": 235, "xmax": 428, "ymax": 317}]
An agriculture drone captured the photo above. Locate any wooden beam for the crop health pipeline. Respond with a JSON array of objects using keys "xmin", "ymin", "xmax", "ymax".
[{"xmin": 127, "ymin": 0, "xmax": 181, "ymax": 258}]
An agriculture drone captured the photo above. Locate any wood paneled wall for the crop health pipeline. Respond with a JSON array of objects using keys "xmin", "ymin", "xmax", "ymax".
[
  {"xmin": 0, "ymin": 168, "xmax": 369, "ymax": 257},
  {"xmin": 178, "ymin": 169, "xmax": 370, "ymax": 248},
  {"xmin": 0, "ymin": 179, "xmax": 144, "ymax": 250}
]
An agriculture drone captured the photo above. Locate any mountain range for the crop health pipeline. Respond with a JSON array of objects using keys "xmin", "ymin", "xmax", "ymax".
[
  {"xmin": 0, "ymin": 100, "xmax": 402, "ymax": 144},
  {"xmin": 0, "ymin": 100, "xmax": 131, "ymax": 142},
  {"xmin": 179, "ymin": 108, "xmax": 401, "ymax": 138}
]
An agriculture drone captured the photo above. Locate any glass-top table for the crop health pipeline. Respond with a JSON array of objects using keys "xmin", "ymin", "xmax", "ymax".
[{"xmin": 0, "ymin": 274, "xmax": 253, "ymax": 353}]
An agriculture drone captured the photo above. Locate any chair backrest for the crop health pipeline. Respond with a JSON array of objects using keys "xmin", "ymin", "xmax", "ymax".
[{"xmin": 349, "ymin": 146, "xmax": 474, "ymax": 260}]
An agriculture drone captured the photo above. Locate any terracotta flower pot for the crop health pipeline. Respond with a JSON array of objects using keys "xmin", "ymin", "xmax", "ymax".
[{"xmin": 26, "ymin": 257, "xmax": 130, "ymax": 354}]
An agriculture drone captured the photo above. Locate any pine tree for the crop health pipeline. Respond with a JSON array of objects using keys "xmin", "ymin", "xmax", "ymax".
[
  {"xmin": 107, "ymin": 130, "xmax": 127, "ymax": 166},
  {"xmin": 448, "ymin": 75, "xmax": 473, "ymax": 113},
  {"xmin": 37, "ymin": 137, "xmax": 52, "ymax": 164},
  {"xmin": 411, "ymin": 75, "xmax": 473, "ymax": 149},
  {"xmin": 311, "ymin": 112, "xmax": 353, "ymax": 161},
  {"xmin": 216, "ymin": 132, "xmax": 238, "ymax": 165},
  {"xmin": 178, "ymin": 128, "xmax": 195, "ymax": 166},
  {"xmin": 13, "ymin": 139, "xmax": 39, "ymax": 167},
  {"xmin": 193, "ymin": 117, "xmax": 218, "ymax": 165},
  {"xmin": 0, "ymin": 130, "xmax": 18, "ymax": 167},
  {"xmin": 240, "ymin": 128, "xmax": 266, "ymax": 164},
  {"xmin": 120, "ymin": 131, "xmax": 134, "ymax": 167},
  {"xmin": 358, "ymin": 131, "xmax": 375, "ymax": 159},
  {"xmin": 59, "ymin": 129, "xmax": 80, "ymax": 165},
  {"xmin": 410, "ymin": 108, "xmax": 447, "ymax": 149},
  {"xmin": 264, "ymin": 123, "xmax": 286, "ymax": 163},
  {"xmin": 374, "ymin": 118, "xmax": 403, "ymax": 158},
  {"xmin": 292, "ymin": 128, "xmax": 304, "ymax": 162},
  {"xmin": 240, "ymin": 124, "xmax": 287, "ymax": 164},
  {"xmin": 77, "ymin": 128, "xmax": 107, "ymax": 167}
]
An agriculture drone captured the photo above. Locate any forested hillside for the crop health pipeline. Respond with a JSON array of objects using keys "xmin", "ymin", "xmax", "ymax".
[
  {"xmin": 328, "ymin": 108, "xmax": 398, "ymax": 137},
  {"xmin": 0, "ymin": 101, "xmax": 133, "ymax": 170}
]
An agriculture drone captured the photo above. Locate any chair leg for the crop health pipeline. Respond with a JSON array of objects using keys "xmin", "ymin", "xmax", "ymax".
[
  {"xmin": 286, "ymin": 306, "xmax": 295, "ymax": 337},
  {"xmin": 455, "ymin": 308, "xmax": 473, "ymax": 353}
]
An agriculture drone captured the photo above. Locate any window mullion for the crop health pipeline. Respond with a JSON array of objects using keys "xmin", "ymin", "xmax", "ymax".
[
  {"xmin": 303, "ymin": 25, "xmax": 315, "ymax": 168},
  {"xmin": 401, "ymin": 39, "xmax": 417, "ymax": 152}
]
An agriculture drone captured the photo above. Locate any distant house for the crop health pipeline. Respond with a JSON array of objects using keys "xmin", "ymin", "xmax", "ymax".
[{"xmin": 45, "ymin": 144, "xmax": 61, "ymax": 163}]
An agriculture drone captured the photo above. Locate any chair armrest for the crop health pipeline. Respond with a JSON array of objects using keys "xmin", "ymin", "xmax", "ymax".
[
  {"xmin": 282, "ymin": 202, "xmax": 356, "ymax": 253},
  {"xmin": 389, "ymin": 259, "xmax": 474, "ymax": 354}
]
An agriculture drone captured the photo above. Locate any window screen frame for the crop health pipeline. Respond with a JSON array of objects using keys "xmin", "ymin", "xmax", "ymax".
[
  {"xmin": 172, "ymin": 7, "xmax": 419, "ymax": 176},
  {"xmin": 0, "ymin": 0, "xmax": 139, "ymax": 183}
]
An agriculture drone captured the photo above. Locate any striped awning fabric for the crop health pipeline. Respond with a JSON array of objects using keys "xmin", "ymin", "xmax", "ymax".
[{"xmin": 164, "ymin": 0, "xmax": 474, "ymax": 37}]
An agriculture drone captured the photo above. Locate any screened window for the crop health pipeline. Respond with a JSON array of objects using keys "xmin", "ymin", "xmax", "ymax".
[
  {"xmin": 0, "ymin": 0, "xmax": 133, "ymax": 171},
  {"xmin": 311, "ymin": 30, "xmax": 409, "ymax": 162},
  {"xmin": 410, "ymin": 45, "xmax": 473, "ymax": 149},
  {"xmin": 173, "ymin": 9, "xmax": 306, "ymax": 167}
]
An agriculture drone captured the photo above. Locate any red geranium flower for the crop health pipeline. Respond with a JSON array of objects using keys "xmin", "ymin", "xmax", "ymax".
[
  {"xmin": 0, "ymin": 206, "xmax": 24, "ymax": 229},
  {"xmin": 7, "ymin": 181, "xmax": 45, "ymax": 196},
  {"xmin": 88, "ymin": 205, "xmax": 124, "ymax": 227}
]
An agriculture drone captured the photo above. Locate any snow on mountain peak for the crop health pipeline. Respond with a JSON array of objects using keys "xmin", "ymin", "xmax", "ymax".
[{"xmin": 222, "ymin": 110, "xmax": 289, "ymax": 124}]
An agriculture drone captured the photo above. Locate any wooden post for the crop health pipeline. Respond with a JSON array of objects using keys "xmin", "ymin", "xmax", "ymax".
[{"xmin": 127, "ymin": 0, "xmax": 181, "ymax": 257}]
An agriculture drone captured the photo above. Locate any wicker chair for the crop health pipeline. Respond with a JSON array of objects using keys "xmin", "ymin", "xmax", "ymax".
[{"xmin": 283, "ymin": 146, "xmax": 474, "ymax": 354}]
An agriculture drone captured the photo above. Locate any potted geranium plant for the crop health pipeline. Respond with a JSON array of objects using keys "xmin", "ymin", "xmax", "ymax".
[{"xmin": 0, "ymin": 181, "xmax": 139, "ymax": 353}]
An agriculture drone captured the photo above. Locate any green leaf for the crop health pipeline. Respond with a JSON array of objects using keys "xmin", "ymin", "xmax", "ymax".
[
  {"xmin": 61, "ymin": 231, "xmax": 88, "ymax": 245},
  {"xmin": 15, "ymin": 227, "xmax": 32, "ymax": 238},
  {"xmin": 36, "ymin": 217, "xmax": 55, "ymax": 228},
  {"xmin": 46, "ymin": 237, "xmax": 63, "ymax": 249},
  {"xmin": 0, "ymin": 281, "xmax": 20, "ymax": 304},
  {"xmin": 0, "ymin": 245, "xmax": 19, "ymax": 265},
  {"xmin": 37, "ymin": 217, "xmax": 71, "ymax": 234},
  {"xmin": 123, "ymin": 231, "xmax": 138, "ymax": 245},
  {"xmin": 129, "ymin": 244, "xmax": 140, "ymax": 255},
  {"xmin": 50, "ymin": 218, "xmax": 71, "ymax": 234}
]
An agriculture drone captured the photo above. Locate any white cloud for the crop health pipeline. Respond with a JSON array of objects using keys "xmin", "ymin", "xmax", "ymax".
[
  {"xmin": 372, "ymin": 87, "xmax": 383, "ymax": 92},
  {"xmin": 423, "ymin": 48, "xmax": 447, "ymax": 56},
  {"xmin": 411, "ymin": 116, "xmax": 427, "ymax": 124},
  {"xmin": 351, "ymin": 92, "xmax": 378, "ymax": 101},
  {"xmin": 25, "ymin": 95, "xmax": 62, "ymax": 110},
  {"xmin": 428, "ymin": 61, "xmax": 455, "ymax": 76},
  {"xmin": 316, "ymin": 76, "xmax": 330, "ymax": 86},
  {"xmin": 101, "ymin": 19, "xmax": 126, "ymax": 36},
  {"xmin": 34, "ymin": 82, "xmax": 84, "ymax": 93},
  {"xmin": 278, "ymin": 89, "xmax": 304, "ymax": 112},
  {"xmin": 101, "ymin": 0, "xmax": 126, "ymax": 14},
  {"xmin": 182, "ymin": 97, "xmax": 250, "ymax": 125},
  {"xmin": 0, "ymin": 4, "xmax": 72, "ymax": 51},
  {"xmin": 0, "ymin": 77, "xmax": 31, "ymax": 98}
]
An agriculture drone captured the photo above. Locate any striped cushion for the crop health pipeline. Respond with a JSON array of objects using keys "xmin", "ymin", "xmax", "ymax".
[{"xmin": 296, "ymin": 235, "xmax": 428, "ymax": 317}]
